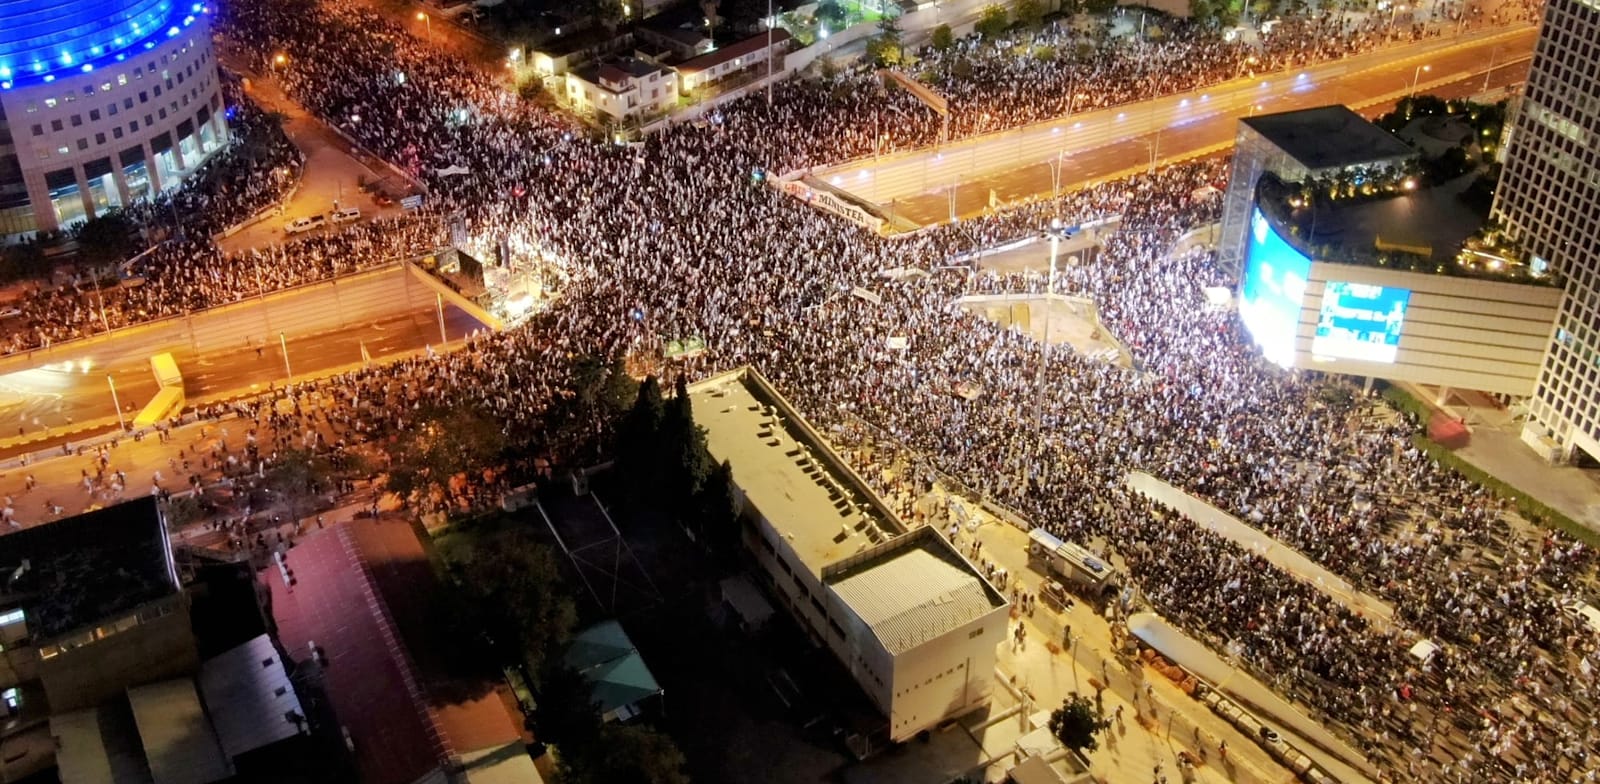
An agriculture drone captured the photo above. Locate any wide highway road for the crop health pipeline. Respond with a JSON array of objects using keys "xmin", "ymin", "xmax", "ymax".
[
  {"xmin": 0, "ymin": 304, "xmax": 482, "ymax": 459},
  {"xmin": 816, "ymin": 25, "xmax": 1537, "ymax": 226}
]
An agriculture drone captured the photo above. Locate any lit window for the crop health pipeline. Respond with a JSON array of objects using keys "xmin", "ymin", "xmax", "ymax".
[
  {"xmin": 0, "ymin": 609, "xmax": 23, "ymax": 625},
  {"xmin": 44, "ymin": 98, "xmax": 56, "ymax": 108}
]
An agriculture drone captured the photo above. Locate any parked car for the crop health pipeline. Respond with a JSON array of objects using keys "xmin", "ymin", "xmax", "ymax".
[
  {"xmin": 331, "ymin": 207, "xmax": 362, "ymax": 224},
  {"xmin": 283, "ymin": 214, "xmax": 326, "ymax": 235}
]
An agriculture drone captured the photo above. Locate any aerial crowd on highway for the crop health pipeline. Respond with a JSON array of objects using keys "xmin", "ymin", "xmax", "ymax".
[{"xmin": 0, "ymin": 0, "xmax": 1589, "ymax": 780}]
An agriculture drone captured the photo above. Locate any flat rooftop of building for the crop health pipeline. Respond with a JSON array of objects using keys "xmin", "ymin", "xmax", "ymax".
[
  {"xmin": 1243, "ymin": 105, "xmax": 1415, "ymax": 170},
  {"xmin": 1256, "ymin": 171, "xmax": 1548, "ymax": 283},
  {"xmin": 0, "ymin": 496, "xmax": 176, "ymax": 641},
  {"xmin": 825, "ymin": 529, "xmax": 1006, "ymax": 656},
  {"xmin": 692, "ymin": 369, "xmax": 903, "ymax": 576},
  {"xmin": 127, "ymin": 679, "xmax": 233, "ymax": 784}
]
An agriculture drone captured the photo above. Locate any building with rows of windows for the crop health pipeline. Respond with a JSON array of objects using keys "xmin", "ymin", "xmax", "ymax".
[
  {"xmin": 1494, "ymin": 0, "xmax": 1600, "ymax": 462},
  {"xmin": 0, "ymin": 0, "xmax": 227, "ymax": 236}
]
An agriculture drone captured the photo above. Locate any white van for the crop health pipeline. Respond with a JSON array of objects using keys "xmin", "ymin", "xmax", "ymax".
[
  {"xmin": 283, "ymin": 214, "xmax": 326, "ymax": 235},
  {"xmin": 331, "ymin": 207, "xmax": 362, "ymax": 225},
  {"xmin": 1561, "ymin": 599, "xmax": 1600, "ymax": 634}
]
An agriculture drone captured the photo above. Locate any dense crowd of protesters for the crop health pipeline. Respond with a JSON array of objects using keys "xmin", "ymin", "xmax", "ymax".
[
  {"xmin": 0, "ymin": 216, "xmax": 445, "ymax": 352},
  {"xmin": 2, "ymin": 0, "xmax": 1585, "ymax": 779},
  {"xmin": 123, "ymin": 76, "xmax": 307, "ymax": 240},
  {"xmin": 907, "ymin": 0, "xmax": 1542, "ymax": 138}
]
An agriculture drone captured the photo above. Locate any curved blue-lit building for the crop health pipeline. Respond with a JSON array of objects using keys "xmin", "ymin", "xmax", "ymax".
[{"xmin": 0, "ymin": 1, "xmax": 226, "ymax": 234}]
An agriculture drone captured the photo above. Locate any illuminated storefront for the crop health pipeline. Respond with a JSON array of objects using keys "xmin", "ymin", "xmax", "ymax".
[{"xmin": 0, "ymin": 1, "xmax": 227, "ymax": 234}]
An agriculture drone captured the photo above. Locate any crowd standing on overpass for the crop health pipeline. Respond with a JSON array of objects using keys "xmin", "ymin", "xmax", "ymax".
[{"xmin": 2, "ymin": 0, "xmax": 1589, "ymax": 780}]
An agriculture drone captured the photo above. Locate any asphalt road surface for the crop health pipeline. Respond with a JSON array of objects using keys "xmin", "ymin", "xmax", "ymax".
[
  {"xmin": 0, "ymin": 305, "xmax": 481, "ymax": 458},
  {"xmin": 820, "ymin": 27, "xmax": 1536, "ymax": 226}
]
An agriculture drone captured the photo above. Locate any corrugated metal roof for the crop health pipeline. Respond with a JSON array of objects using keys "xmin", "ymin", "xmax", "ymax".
[
  {"xmin": 126, "ymin": 679, "xmax": 233, "ymax": 784},
  {"xmin": 831, "ymin": 548, "xmax": 994, "ymax": 655},
  {"xmin": 197, "ymin": 634, "xmax": 304, "ymax": 758}
]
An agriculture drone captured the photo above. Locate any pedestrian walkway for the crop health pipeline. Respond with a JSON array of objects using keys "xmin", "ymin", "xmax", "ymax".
[
  {"xmin": 1124, "ymin": 470, "xmax": 1396, "ymax": 628},
  {"xmin": 941, "ymin": 509, "xmax": 1300, "ymax": 784}
]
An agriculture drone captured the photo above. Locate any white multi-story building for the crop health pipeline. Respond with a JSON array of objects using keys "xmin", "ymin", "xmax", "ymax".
[
  {"xmin": 564, "ymin": 56, "xmax": 678, "ymax": 124},
  {"xmin": 1494, "ymin": 0, "xmax": 1600, "ymax": 462},
  {"xmin": 693, "ymin": 368, "xmax": 1009, "ymax": 744},
  {"xmin": 0, "ymin": 0, "xmax": 227, "ymax": 235}
]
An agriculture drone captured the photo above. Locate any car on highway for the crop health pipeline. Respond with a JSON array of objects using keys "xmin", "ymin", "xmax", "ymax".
[
  {"xmin": 331, "ymin": 207, "xmax": 362, "ymax": 225},
  {"xmin": 283, "ymin": 214, "xmax": 326, "ymax": 235}
]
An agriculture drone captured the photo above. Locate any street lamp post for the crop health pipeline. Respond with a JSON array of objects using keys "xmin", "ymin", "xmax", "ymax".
[
  {"xmin": 107, "ymin": 374, "xmax": 126, "ymax": 431},
  {"xmin": 436, "ymin": 292, "xmax": 448, "ymax": 344},
  {"xmin": 1388, "ymin": 4, "xmax": 1408, "ymax": 40},
  {"xmin": 1050, "ymin": 150, "xmax": 1066, "ymax": 200},
  {"xmin": 279, "ymin": 331, "xmax": 292, "ymax": 379},
  {"xmin": 1409, "ymin": 64, "xmax": 1431, "ymax": 97},
  {"xmin": 416, "ymin": 11, "xmax": 431, "ymax": 40}
]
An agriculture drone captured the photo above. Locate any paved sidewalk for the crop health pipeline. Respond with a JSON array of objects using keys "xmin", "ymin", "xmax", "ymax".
[{"xmin": 950, "ymin": 517, "xmax": 1298, "ymax": 784}]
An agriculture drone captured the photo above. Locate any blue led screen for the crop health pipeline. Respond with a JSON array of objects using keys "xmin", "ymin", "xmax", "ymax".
[
  {"xmin": 1238, "ymin": 206, "xmax": 1312, "ymax": 368},
  {"xmin": 0, "ymin": 0, "xmax": 204, "ymax": 85},
  {"xmin": 1311, "ymin": 281, "xmax": 1412, "ymax": 363}
]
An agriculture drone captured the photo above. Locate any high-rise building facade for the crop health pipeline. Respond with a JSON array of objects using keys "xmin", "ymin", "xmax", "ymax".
[
  {"xmin": 1493, "ymin": 0, "xmax": 1600, "ymax": 461},
  {"xmin": 0, "ymin": 1, "xmax": 228, "ymax": 236}
]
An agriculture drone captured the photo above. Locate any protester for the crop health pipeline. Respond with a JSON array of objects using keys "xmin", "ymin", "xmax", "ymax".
[{"xmin": 5, "ymin": 0, "xmax": 1582, "ymax": 779}]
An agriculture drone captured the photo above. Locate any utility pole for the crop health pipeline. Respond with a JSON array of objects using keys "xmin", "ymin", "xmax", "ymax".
[{"xmin": 436, "ymin": 292, "xmax": 448, "ymax": 344}]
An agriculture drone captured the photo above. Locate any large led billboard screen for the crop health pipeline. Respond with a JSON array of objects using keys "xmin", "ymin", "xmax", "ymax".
[
  {"xmin": 1239, "ymin": 207, "xmax": 1311, "ymax": 367},
  {"xmin": 1311, "ymin": 281, "xmax": 1411, "ymax": 363}
]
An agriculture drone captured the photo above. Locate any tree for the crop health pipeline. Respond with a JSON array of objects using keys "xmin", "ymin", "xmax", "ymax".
[
  {"xmin": 445, "ymin": 527, "xmax": 577, "ymax": 676},
  {"xmin": 586, "ymin": 0, "xmax": 626, "ymax": 30},
  {"xmin": 866, "ymin": 10, "xmax": 904, "ymax": 66},
  {"xmin": 75, "ymin": 209, "xmax": 137, "ymax": 269},
  {"xmin": 660, "ymin": 375, "xmax": 714, "ymax": 519},
  {"xmin": 816, "ymin": 0, "xmax": 847, "ymax": 31},
  {"xmin": 1016, "ymin": 0, "xmax": 1045, "ymax": 28},
  {"xmin": 699, "ymin": 0, "xmax": 721, "ymax": 34},
  {"xmin": 975, "ymin": 5, "xmax": 1009, "ymax": 39},
  {"xmin": 930, "ymin": 23, "xmax": 955, "ymax": 51},
  {"xmin": 559, "ymin": 723, "xmax": 689, "ymax": 784},
  {"xmin": 387, "ymin": 405, "xmax": 507, "ymax": 502},
  {"xmin": 865, "ymin": 34, "xmax": 903, "ymax": 66},
  {"xmin": 0, "ymin": 241, "xmax": 49, "ymax": 284},
  {"xmin": 615, "ymin": 377, "xmax": 667, "ymax": 509},
  {"xmin": 266, "ymin": 448, "xmax": 324, "ymax": 530},
  {"xmin": 1049, "ymin": 694, "xmax": 1112, "ymax": 753},
  {"xmin": 163, "ymin": 494, "xmax": 207, "ymax": 529},
  {"xmin": 694, "ymin": 459, "xmax": 740, "ymax": 560},
  {"xmin": 532, "ymin": 661, "xmax": 603, "ymax": 752}
]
